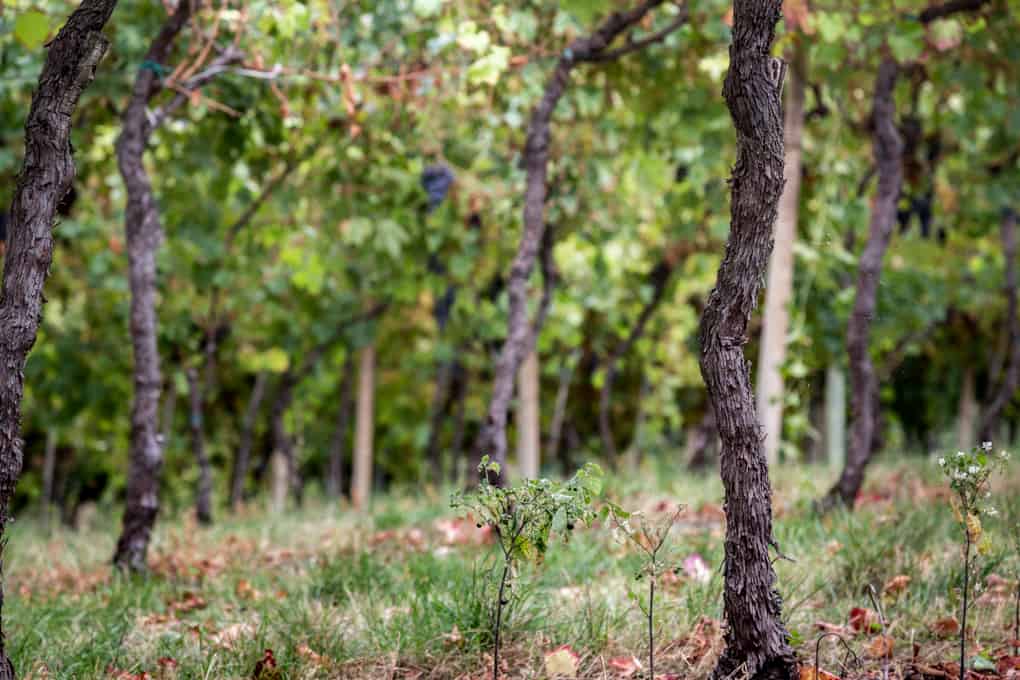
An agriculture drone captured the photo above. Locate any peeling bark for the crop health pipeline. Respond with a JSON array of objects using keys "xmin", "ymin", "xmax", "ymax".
[
  {"xmin": 821, "ymin": 58, "xmax": 903, "ymax": 511},
  {"xmin": 0, "ymin": 0, "xmax": 117, "ymax": 673},
  {"xmin": 472, "ymin": 0, "xmax": 686, "ymax": 482},
  {"xmin": 698, "ymin": 2, "xmax": 796, "ymax": 678}
]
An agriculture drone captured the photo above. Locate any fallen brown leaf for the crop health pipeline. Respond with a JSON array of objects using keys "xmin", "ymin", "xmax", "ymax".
[
  {"xmin": 607, "ymin": 655, "xmax": 643, "ymax": 677},
  {"xmin": 866, "ymin": 635, "xmax": 895, "ymax": 659},
  {"xmin": 883, "ymin": 574, "xmax": 912, "ymax": 597},
  {"xmin": 799, "ymin": 666, "xmax": 840, "ymax": 680},
  {"xmin": 931, "ymin": 617, "xmax": 960, "ymax": 638}
]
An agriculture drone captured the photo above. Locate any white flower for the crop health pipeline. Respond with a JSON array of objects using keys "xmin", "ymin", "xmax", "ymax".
[
  {"xmin": 987, "ymin": 507, "xmax": 999, "ymax": 517},
  {"xmin": 954, "ymin": 471, "xmax": 967, "ymax": 480},
  {"xmin": 986, "ymin": 491, "xmax": 992, "ymax": 498},
  {"xmin": 938, "ymin": 457, "xmax": 946, "ymax": 467},
  {"xmin": 968, "ymin": 465, "xmax": 980, "ymax": 475},
  {"xmin": 1000, "ymin": 450, "xmax": 1010, "ymax": 460},
  {"xmin": 957, "ymin": 451, "xmax": 966, "ymax": 458},
  {"xmin": 982, "ymin": 441, "xmax": 993, "ymax": 451}
]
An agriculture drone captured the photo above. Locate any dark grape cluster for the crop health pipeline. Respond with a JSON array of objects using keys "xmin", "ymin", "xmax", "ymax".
[{"xmin": 421, "ymin": 163, "xmax": 455, "ymax": 213}]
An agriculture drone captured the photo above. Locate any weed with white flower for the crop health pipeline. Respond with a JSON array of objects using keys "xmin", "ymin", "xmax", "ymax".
[{"xmin": 938, "ymin": 443, "xmax": 1009, "ymax": 680}]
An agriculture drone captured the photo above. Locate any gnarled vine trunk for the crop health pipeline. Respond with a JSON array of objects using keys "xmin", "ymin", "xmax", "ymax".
[
  {"xmin": 0, "ymin": 1, "xmax": 118, "ymax": 674},
  {"xmin": 698, "ymin": 2, "xmax": 796, "ymax": 679},
  {"xmin": 821, "ymin": 58, "xmax": 903, "ymax": 511},
  {"xmin": 114, "ymin": 0, "xmax": 196, "ymax": 571},
  {"xmin": 471, "ymin": 0, "xmax": 686, "ymax": 482}
]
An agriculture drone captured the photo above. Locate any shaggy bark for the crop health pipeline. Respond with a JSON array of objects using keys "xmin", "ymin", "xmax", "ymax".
[
  {"xmin": 821, "ymin": 59, "xmax": 903, "ymax": 511},
  {"xmin": 599, "ymin": 259, "xmax": 673, "ymax": 463},
  {"xmin": 472, "ymin": 0, "xmax": 686, "ymax": 482},
  {"xmin": 756, "ymin": 42, "xmax": 806, "ymax": 465},
  {"xmin": 979, "ymin": 209, "xmax": 1020, "ymax": 442},
  {"xmin": 230, "ymin": 371, "xmax": 267, "ymax": 510},
  {"xmin": 185, "ymin": 367, "xmax": 213, "ymax": 524},
  {"xmin": 0, "ymin": 0, "xmax": 117, "ymax": 673},
  {"xmin": 326, "ymin": 352, "xmax": 356, "ymax": 498},
  {"xmin": 698, "ymin": 2, "xmax": 796, "ymax": 679}
]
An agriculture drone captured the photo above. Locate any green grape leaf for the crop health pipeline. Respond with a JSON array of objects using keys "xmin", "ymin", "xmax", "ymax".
[{"xmin": 14, "ymin": 11, "xmax": 50, "ymax": 50}]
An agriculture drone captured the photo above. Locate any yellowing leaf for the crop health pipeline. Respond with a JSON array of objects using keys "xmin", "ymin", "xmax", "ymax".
[{"xmin": 544, "ymin": 645, "xmax": 580, "ymax": 678}]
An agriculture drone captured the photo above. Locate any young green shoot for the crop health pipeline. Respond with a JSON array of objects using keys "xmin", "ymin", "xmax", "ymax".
[{"xmin": 451, "ymin": 457, "xmax": 603, "ymax": 680}]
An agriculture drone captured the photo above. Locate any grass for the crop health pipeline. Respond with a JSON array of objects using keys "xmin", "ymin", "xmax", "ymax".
[{"xmin": 5, "ymin": 456, "xmax": 1019, "ymax": 679}]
